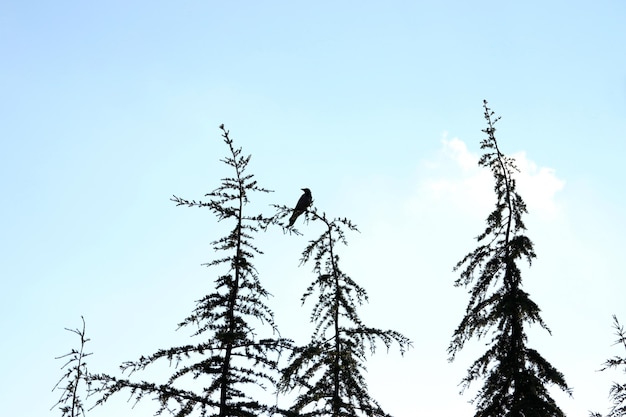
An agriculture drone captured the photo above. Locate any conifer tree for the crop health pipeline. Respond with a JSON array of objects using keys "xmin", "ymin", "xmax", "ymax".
[
  {"xmin": 91, "ymin": 125, "xmax": 290, "ymax": 417},
  {"xmin": 591, "ymin": 315, "xmax": 626, "ymax": 417},
  {"xmin": 51, "ymin": 316, "xmax": 92, "ymax": 417},
  {"xmin": 448, "ymin": 101, "xmax": 571, "ymax": 417},
  {"xmin": 277, "ymin": 208, "xmax": 412, "ymax": 417}
]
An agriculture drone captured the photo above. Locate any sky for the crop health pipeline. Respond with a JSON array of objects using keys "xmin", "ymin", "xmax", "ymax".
[{"xmin": 1, "ymin": 1, "xmax": 625, "ymax": 416}]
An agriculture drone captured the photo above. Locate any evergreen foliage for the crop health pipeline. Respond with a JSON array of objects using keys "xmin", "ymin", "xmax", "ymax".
[
  {"xmin": 591, "ymin": 315, "xmax": 626, "ymax": 417},
  {"xmin": 277, "ymin": 208, "xmax": 412, "ymax": 417},
  {"xmin": 51, "ymin": 316, "xmax": 92, "ymax": 417},
  {"xmin": 91, "ymin": 125, "xmax": 290, "ymax": 417},
  {"xmin": 448, "ymin": 101, "xmax": 571, "ymax": 417}
]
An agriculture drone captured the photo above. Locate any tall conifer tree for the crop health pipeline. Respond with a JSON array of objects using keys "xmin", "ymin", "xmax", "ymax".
[
  {"xmin": 591, "ymin": 315, "xmax": 626, "ymax": 417},
  {"xmin": 448, "ymin": 101, "xmax": 571, "ymax": 417},
  {"xmin": 92, "ymin": 125, "xmax": 290, "ymax": 417},
  {"xmin": 52, "ymin": 317, "xmax": 92, "ymax": 417},
  {"xmin": 277, "ymin": 208, "xmax": 411, "ymax": 417}
]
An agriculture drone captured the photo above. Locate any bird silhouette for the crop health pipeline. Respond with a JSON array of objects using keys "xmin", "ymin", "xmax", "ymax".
[{"xmin": 287, "ymin": 188, "xmax": 312, "ymax": 227}]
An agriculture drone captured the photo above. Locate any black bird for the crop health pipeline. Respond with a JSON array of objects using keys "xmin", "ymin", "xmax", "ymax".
[{"xmin": 287, "ymin": 188, "xmax": 312, "ymax": 227}]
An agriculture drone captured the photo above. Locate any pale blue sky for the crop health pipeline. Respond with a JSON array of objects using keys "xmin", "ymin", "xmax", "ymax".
[{"xmin": 1, "ymin": 1, "xmax": 625, "ymax": 416}]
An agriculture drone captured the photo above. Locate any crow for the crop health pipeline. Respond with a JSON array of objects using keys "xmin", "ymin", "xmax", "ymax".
[{"xmin": 287, "ymin": 188, "xmax": 312, "ymax": 227}]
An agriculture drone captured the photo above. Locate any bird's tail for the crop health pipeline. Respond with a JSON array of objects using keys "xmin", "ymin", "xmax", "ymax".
[{"xmin": 287, "ymin": 211, "xmax": 302, "ymax": 228}]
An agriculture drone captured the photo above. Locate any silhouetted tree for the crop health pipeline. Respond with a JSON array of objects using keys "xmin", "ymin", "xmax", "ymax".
[
  {"xmin": 91, "ymin": 125, "xmax": 290, "ymax": 417},
  {"xmin": 51, "ymin": 316, "xmax": 92, "ymax": 417},
  {"xmin": 591, "ymin": 315, "xmax": 626, "ymax": 417},
  {"xmin": 448, "ymin": 101, "xmax": 571, "ymax": 417},
  {"xmin": 276, "ymin": 207, "xmax": 412, "ymax": 417}
]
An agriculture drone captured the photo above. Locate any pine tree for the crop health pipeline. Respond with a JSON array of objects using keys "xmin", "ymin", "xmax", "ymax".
[
  {"xmin": 277, "ymin": 208, "xmax": 412, "ymax": 417},
  {"xmin": 91, "ymin": 125, "xmax": 291, "ymax": 417},
  {"xmin": 51, "ymin": 316, "xmax": 92, "ymax": 417},
  {"xmin": 591, "ymin": 315, "xmax": 626, "ymax": 417},
  {"xmin": 447, "ymin": 101, "xmax": 571, "ymax": 417}
]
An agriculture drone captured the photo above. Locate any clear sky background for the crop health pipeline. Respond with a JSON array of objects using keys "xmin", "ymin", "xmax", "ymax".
[{"xmin": 1, "ymin": 1, "xmax": 625, "ymax": 416}]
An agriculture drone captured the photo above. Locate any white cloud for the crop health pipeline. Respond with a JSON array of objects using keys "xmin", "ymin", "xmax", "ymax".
[
  {"xmin": 512, "ymin": 151, "xmax": 565, "ymax": 216},
  {"xmin": 418, "ymin": 136, "xmax": 565, "ymax": 218},
  {"xmin": 443, "ymin": 135, "xmax": 478, "ymax": 171}
]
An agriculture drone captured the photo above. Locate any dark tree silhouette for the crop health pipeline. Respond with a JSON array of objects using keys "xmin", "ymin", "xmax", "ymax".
[
  {"xmin": 276, "ymin": 207, "xmax": 412, "ymax": 417},
  {"xmin": 51, "ymin": 316, "xmax": 92, "ymax": 417},
  {"xmin": 448, "ymin": 101, "xmax": 571, "ymax": 417},
  {"xmin": 91, "ymin": 125, "xmax": 290, "ymax": 417},
  {"xmin": 591, "ymin": 315, "xmax": 626, "ymax": 417}
]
